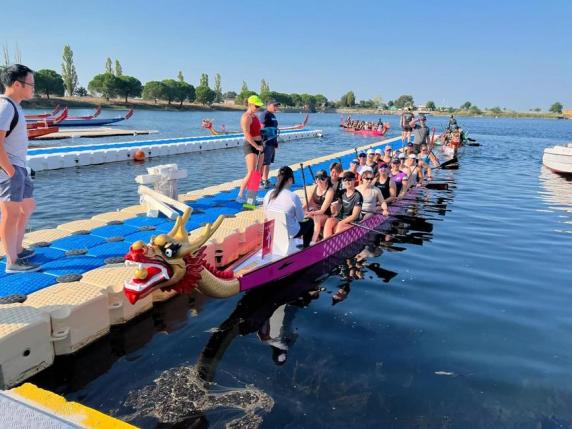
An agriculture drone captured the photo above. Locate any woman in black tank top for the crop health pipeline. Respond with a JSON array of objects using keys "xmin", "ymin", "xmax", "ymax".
[
  {"xmin": 375, "ymin": 166, "xmax": 397, "ymax": 204},
  {"xmin": 304, "ymin": 170, "xmax": 335, "ymax": 243}
]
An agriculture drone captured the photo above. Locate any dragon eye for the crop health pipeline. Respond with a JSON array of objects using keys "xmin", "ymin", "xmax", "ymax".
[{"xmin": 164, "ymin": 248, "xmax": 174, "ymax": 258}]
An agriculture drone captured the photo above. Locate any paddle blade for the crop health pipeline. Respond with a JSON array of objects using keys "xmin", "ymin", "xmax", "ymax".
[
  {"xmin": 243, "ymin": 169, "xmax": 262, "ymax": 210},
  {"xmin": 425, "ymin": 182, "xmax": 449, "ymax": 190},
  {"xmin": 440, "ymin": 157, "xmax": 459, "ymax": 170}
]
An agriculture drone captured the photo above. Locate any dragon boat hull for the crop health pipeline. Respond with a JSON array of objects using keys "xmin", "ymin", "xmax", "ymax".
[{"xmin": 235, "ymin": 197, "xmax": 414, "ymax": 293}]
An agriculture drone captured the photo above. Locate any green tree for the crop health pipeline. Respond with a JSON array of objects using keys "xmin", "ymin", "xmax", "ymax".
[
  {"xmin": 173, "ymin": 81, "xmax": 195, "ymax": 106},
  {"xmin": 489, "ymin": 106, "xmax": 502, "ymax": 114},
  {"xmin": 259, "ymin": 79, "xmax": 270, "ymax": 102},
  {"xmin": 394, "ymin": 95, "xmax": 414, "ymax": 109},
  {"xmin": 196, "ymin": 85, "xmax": 216, "ymax": 105},
  {"xmin": 142, "ymin": 81, "xmax": 167, "ymax": 103},
  {"xmin": 425, "ymin": 100, "xmax": 436, "ymax": 111},
  {"xmin": 74, "ymin": 86, "xmax": 88, "ymax": 97},
  {"xmin": 469, "ymin": 105, "xmax": 482, "ymax": 115},
  {"xmin": 115, "ymin": 60, "xmax": 122, "ymax": 77},
  {"xmin": 61, "ymin": 45, "xmax": 78, "ymax": 96},
  {"xmin": 290, "ymin": 93, "xmax": 303, "ymax": 107},
  {"xmin": 88, "ymin": 73, "xmax": 119, "ymax": 100},
  {"xmin": 177, "ymin": 71, "xmax": 184, "ymax": 82},
  {"xmin": 339, "ymin": 91, "xmax": 356, "ymax": 107},
  {"xmin": 298, "ymin": 93, "xmax": 316, "ymax": 112},
  {"xmin": 314, "ymin": 94, "xmax": 328, "ymax": 110},
  {"xmin": 460, "ymin": 101, "xmax": 472, "ymax": 110},
  {"xmin": 387, "ymin": 100, "xmax": 394, "ymax": 107},
  {"xmin": 236, "ymin": 81, "xmax": 255, "ymax": 104},
  {"xmin": 161, "ymin": 79, "xmax": 179, "ymax": 104},
  {"xmin": 35, "ymin": 69, "xmax": 65, "ymax": 99},
  {"xmin": 199, "ymin": 73, "xmax": 209, "ymax": 88},
  {"xmin": 105, "ymin": 57, "xmax": 112, "ymax": 74},
  {"xmin": 213, "ymin": 73, "xmax": 222, "ymax": 103},
  {"xmin": 550, "ymin": 102, "xmax": 563, "ymax": 114},
  {"xmin": 115, "ymin": 75, "xmax": 142, "ymax": 102},
  {"xmin": 223, "ymin": 91, "xmax": 237, "ymax": 99}
]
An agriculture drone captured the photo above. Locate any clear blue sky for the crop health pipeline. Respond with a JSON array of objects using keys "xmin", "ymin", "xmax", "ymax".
[{"xmin": 1, "ymin": 0, "xmax": 570, "ymax": 110}]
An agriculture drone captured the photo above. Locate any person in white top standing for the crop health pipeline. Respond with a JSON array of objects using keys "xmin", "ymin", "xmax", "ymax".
[
  {"xmin": 0, "ymin": 64, "xmax": 38, "ymax": 272},
  {"xmin": 263, "ymin": 166, "xmax": 314, "ymax": 248}
]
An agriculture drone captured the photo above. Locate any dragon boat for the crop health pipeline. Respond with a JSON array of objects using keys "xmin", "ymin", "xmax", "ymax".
[
  {"xmin": 57, "ymin": 109, "xmax": 133, "ymax": 127},
  {"xmin": 201, "ymin": 114, "xmax": 309, "ymax": 136},
  {"xmin": 24, "ymin": 105, "xmax": 63, "ymax": 120},
  {"xmin": 122, "ymin": 183, "xmax": 424, "ymax": 304}
]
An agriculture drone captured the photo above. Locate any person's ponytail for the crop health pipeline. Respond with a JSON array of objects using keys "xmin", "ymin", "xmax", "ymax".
[{"xmin": 271, "ymin": 166, "xmax": 294, "ymax": 200}]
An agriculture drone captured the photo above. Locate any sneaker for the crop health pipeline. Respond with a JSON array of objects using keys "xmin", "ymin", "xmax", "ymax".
[
  {"xmin": 5, "ymin": 259, "xmax": 41, "ymax": 273},
  {"xmin": 17, "ymin": 248, "xmax": 35, "ymax": 260}
]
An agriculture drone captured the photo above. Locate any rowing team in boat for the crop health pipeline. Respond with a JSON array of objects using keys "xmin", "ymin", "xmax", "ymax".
[
  {"xmin": 263, "ymin": 143, "xmax": 439, "ymax": 247},
  {"xmin": 340, "ymin": 117, "xmax": 390, "ymax": 134}
]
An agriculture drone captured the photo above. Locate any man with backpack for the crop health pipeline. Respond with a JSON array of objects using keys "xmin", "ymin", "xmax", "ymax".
[{"xmin": 0, "ymin": 64, "xmax": 39, "ymax": 272}]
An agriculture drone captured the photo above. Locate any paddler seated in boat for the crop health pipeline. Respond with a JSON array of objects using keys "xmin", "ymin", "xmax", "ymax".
[
  {"xmin": 447, "ymin": 115, "xmax": 458, "ymax": 132},
  {"xmin": 403, "ymin": 154, "xmax": 423, "ymax": 187},
  {"xmin": 375, "ymin": 165, "xmax": 398, "ymax": 204},
  {"xmin": 357, "ymin": 170, "xmax": 389, "ymax": 218},
  {"xmin": 323, "ymin": 171, "xmax": 364, "ymax": 239},
  {"xmin": 389, "ymin": 158, "xmax": 409, "ymax": 198},
  {"xmin": 366, "ymin": 149, "xmax": 379, "ymax": 177},
  {"xmin": 382, "ymin": 145, "xmax": 393, "ymax": 165},
  {"xmin": 417, "ymin": 144, "xmax": 438, "ymax": 180},
  {"xmin": 356, "ymin": 151, "xmax": 369, "ymax": 174},
  {"xmin": 348, "ymin": 159, "xmax": 361, "ymax": 185},
  {"xmin": 263, "ymin": 166, "xmax": 314, "ymax": 248},
  {"xmin": 329, "ymin": 161, "xmax": 344, "ymax": 200},
  {"xmin": 304, "ymin": 169, "xmax": 335, "ymax": 243}
]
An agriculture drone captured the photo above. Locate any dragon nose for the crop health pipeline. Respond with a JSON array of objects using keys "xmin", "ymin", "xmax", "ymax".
[{"xmin": 135, "ymin": 267, "xmax": 148, "ymax": 280}]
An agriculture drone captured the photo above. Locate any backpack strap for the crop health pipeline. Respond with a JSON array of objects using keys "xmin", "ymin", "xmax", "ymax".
[{"xmin": 0, "ymin": 96, "xmax": 19, "ymax": 138}]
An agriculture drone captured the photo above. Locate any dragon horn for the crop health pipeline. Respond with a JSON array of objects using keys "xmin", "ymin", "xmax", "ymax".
[
  {"xmin": 188, "ymin": 215, "xmax": 226, "ymax": 251},
  {"xmin": 168, "ymin": 207, "xmax": 193, "ymax": 243}
]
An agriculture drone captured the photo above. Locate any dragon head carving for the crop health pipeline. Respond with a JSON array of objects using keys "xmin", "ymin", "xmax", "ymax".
[
  {"xmin": 201, "ymin": 119, "xmax": 213, "ymax": 129},
  {"xmin": 123, "ymin": 208, "xmax": 225, "ymax": 304}
]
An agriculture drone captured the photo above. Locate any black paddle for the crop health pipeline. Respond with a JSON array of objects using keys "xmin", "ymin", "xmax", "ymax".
[
  {"xmin": 434, "ymin": 157, "xmax": 459, "ymax": 170},
  {"xmin": 299, "ymin": 163, "xmax": 310, "ymax": 208},
  {"xmin": 308, "ymin": 164, "xmax": 315, "ymax": 181}
]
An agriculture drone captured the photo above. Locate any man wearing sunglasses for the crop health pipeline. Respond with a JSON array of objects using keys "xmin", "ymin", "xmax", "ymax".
[{"xmin": 0, "ymin": 64, "xmax": 38, "ymax": 272}]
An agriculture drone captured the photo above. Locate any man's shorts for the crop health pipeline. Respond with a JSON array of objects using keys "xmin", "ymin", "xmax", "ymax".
[
  {"xmin": 0, "ymin": 165, "xmax": 34, "ymax": 202},
  {"xmin": 263, "ymin": 144, "xmax": 276, "ymax": 166}
]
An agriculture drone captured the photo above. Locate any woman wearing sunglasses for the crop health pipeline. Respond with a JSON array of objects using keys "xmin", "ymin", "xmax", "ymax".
[
  {"xmin": 323, "ymin": 171, "xmax": 363, "ymax": 239},
  {"xmin": 304, "ymin": 169, "xmax": 335, "ymax": 243},
  {"xmin": 357, "ymin": 171, "xmax": 389, "ymax": 218}
]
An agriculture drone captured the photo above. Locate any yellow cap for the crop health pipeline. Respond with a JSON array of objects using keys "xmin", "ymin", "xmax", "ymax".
[{"xmin": 247, "ymin": 95, "xmax": 264, "ymax": 107}]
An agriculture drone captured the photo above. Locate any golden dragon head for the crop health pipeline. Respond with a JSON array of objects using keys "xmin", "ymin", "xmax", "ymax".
[{"xmin": 123, "ymin": 208, "xmax": 225, "ymax": 304}]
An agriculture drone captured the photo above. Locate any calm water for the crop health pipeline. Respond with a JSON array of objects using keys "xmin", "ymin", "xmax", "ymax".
[{"xmin": 27, "ymin": 109, "xmax": 572, "ymax": 428}]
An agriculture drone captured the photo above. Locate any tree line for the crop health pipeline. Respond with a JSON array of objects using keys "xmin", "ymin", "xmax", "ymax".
[{"xmin": 2, "ymin": 44, "xmax": 566, "ymax": 114}]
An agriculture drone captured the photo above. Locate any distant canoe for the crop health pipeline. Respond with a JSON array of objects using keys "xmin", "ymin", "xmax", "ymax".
[
  {"xmin": 28, "ymin": 126, "xmax": 59, "ymax": 139},
  {"xmin": 202, "ymin": 114, "xmax": 309, "ymax": 135},
  {"xmin": 57, "ymin": 109, "xmax": 134, "ymax": 127}
]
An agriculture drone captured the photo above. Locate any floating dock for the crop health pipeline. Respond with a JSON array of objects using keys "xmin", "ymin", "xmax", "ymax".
[
  {"xmin": 0, "ymin": 136, "xmax": 400, "ymax": 403},
  {"xmin": 0, "ymin": 383, "xmax": 136, "ymax": 428},
  {"xmin": 34, "ymin": 127, "xmax": 159, "ymax": 140},
  {"xmin": 27, "ymin": 128, "xmax": 324, "ymax": 172}
]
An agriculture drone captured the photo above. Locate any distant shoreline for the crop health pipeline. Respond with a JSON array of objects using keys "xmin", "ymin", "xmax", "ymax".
[{"xmin": 22, "ymin": 96, "xmax": 567, "ymax": 120}]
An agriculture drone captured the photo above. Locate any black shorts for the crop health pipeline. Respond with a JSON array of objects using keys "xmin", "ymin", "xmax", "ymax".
[
  {"xmin": 402, "ymin": 126, "xmax": 412, "ymax": 132},
  {"xmin": 262, "ymin": 144, "xmax": 276, "ymax": 165},
  {"xmin": 243, "ymin": 141, "xmax": 262, "ymax": 156}
]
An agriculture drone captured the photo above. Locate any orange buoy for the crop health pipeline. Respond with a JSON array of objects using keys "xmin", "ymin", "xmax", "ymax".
[{"xmin": 134, "ymin": 150, "xmax": 145, "ymax": 161}]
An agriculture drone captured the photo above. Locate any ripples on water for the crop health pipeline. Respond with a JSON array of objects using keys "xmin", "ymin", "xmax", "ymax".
[{"xmin": 26, "ymin": 111, "xmax": 572, "ymax": 428}]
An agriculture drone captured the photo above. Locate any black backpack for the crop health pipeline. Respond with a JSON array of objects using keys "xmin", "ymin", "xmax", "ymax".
[{"xmin": 0, "ymin": 96, "xmax": 19, "ymax": 137}]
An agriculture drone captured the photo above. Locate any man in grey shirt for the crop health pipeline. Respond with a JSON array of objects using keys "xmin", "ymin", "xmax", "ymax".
[
  {"xmin": 411, "ymin": 115, "xmax": 431, "ymax": 153},
  {"xmin": 0, "ymin": 64, "xmax": 38, "ymax": 272}
]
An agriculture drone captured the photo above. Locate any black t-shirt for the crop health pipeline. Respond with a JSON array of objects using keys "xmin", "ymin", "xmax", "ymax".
[
  {"xmin": 332, "ymin": 179, "xmax": 344, "ymax": 200},
  {"xmin": 260, "ymin": 110, "xmax": 278, "ymax": 147},
  {"xmin": 336, "ymin": 189, "xmax": 363, "ymax": 220},
  {"xmin": 367, "ymin": 161, "xmax": 379, "ymax": 176}
]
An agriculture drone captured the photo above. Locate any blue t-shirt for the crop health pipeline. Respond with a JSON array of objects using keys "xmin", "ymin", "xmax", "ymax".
[{"xmin": 259, "ymin": 110, "xmax": 278, "ymax": 147}]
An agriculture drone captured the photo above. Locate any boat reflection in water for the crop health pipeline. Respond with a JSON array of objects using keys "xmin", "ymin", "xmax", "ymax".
[
  {"xmin": 539, "ymin": 166, "xmax": 572, "ymax": 214},
  {"xmin": 30, "ymin": 183, "xmax": 453, "ymax": 428}
]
